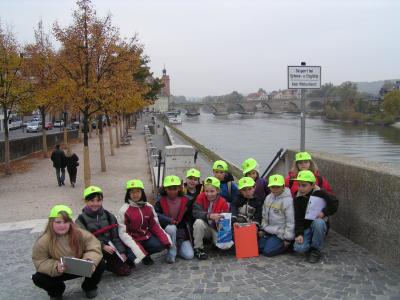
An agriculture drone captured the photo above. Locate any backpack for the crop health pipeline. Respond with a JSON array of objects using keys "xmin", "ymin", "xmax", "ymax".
[{"xmin": 227, "ymin": 181, "xmax": 232, "ymax": 202}]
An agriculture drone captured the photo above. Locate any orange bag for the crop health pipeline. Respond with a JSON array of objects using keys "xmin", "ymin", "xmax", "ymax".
[{"xmin": 233, "ymin": 223, "xmax": 259, "ymax": 259}]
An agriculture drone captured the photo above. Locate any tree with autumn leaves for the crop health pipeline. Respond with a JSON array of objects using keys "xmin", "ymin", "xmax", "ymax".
[
  {"xmin": 0, "ymin": 26, "xmax": 31, "ymax": 175},
  {"xmin": 1, "ymin": 0, "xmax": 161, "ymax": 181}
]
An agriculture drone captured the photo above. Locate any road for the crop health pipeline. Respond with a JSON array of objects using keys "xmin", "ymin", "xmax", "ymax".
[{"xmin": 0, "ymin": 126, "xmax": 66, "ymax": 141}]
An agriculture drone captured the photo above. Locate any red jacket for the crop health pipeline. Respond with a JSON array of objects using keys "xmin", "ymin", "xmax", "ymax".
[
  {"xmin": 192, "ymin": 192, "xmax": 229, "ymax": 227},
  {"xmin": 117, "ymin": 203, "xmax": 171, "ymax": 263},
  {"xmin": 285, "ymin": 171, "xmax": 332, "ymax": 198}
]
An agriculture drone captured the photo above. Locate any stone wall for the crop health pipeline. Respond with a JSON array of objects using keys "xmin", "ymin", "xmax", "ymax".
[
  {"xmin": 0, "ymin": 130, "xmax": 78, "ymax": 163},
  {"xmin": 270, "ymin": 149, "xmax": 400, "ymax": 268}
]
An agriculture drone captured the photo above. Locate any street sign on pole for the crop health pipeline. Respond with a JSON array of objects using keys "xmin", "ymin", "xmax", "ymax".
[
  {"xmin": 288, "ymin": 66, "xmax": 321, "ymax": 90},
  {"xmin": 287, "ymin": 64, "xmax": 321, "ymax": 151}
]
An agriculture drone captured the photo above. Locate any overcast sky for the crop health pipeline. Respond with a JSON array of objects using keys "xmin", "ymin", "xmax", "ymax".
[{"xmin": 1, "ymin": 0, "xmax": 399, "ymax": 97}]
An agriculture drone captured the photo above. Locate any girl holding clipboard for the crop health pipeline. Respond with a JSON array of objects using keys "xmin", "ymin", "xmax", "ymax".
[{"xmin": 32, "ymin": 205, "xmax": 104, "ymax": 299}]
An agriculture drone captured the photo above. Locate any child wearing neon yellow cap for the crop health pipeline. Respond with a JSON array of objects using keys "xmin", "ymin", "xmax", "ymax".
[
  {"xmin": 118, "ymin": 179, "xmax": 172, "ymax": 266},
  {"xmin": 231, "ymin": 177, "xmax": 263, "ymax": 226},
  {"xmin": 76, "ymin": 186, "xmax": 132, "ymax": 276},
  {"xmin": 155, "ymin": 175, "xmax": 194, "ymax": 263},
  {"xmin": 293, "ymin": 170, "xmax": 339, "ymax": 263},
  {"xmin": 183, "ymin": 168, "xmax": 203, "ymax": 202},
  {"xmin": 212, "ymin": 160, "xmax": 238, "ymax": 203},
  {"xmin": 192, "ymin": 176, "xmax": 230, "ymax": 260},
  {"xmin": 285, "ymin": 151, "xmax": 332, "ymax": 198},
  {"xmin": 258, "ymin": 174, "xmax": 294, "ymax": 257},
  {"xmin": 241, "ymin": 158, "xmax": 270, "ymax": 200},
  {"xmin": 32, "ymin": 205, "xmax": 105, "ymax": 299}
]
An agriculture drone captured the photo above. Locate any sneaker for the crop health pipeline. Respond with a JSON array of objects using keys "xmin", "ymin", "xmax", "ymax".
[
  {"xmin": 165, "ymin": 255, "xmax": 175, "ymax": 264},
  {"xmin": 126, "ymin": 260, "xmax": 136, "ymax": 269},
  {"xmin": 308, "ymin": 248, "xmax": 322, "ymax": 263},
  {"xmin": 142, "ymin": 256, "xmax": 154, "ymax": 265},
  {"xmin": 85, "ymin": 289, "xmax": 98, "ymax": 299},
  {"xmin": 194, "ymin": 248, "xmax": 208, "ymax": 260}
]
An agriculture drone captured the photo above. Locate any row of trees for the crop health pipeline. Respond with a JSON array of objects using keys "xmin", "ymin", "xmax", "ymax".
[
  {"xmin": 0, "ymin": 0, "xmax": 162, "ymax": 186},
  {"xmin": 313, "ymin": 82, "xmax": 400, "ymax": 125}
]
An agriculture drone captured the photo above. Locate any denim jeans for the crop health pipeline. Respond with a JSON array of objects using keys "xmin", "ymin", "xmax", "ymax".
[
  {"xmin": 293, "ymin": 218, "xmax": 327, "ymax": 253},
  {"xmin": 165, "ymin": 225, "xmax": 194, "ymax": 260},
  {"xmin": 55, "ymin": 167, "xmax": 65, "ymax": 186},
  {"xmin": 140, "ymin": 235, "xmax": 166, "ymax": 254},
  {"xmin": 258, "ymin": 234, "xmax": 286, "ymax": 257}
]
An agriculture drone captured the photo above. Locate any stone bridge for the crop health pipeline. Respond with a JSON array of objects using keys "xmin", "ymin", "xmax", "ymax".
[{"xmin": 172, "ymin": 98, "xmax": 332, "ymax": 116}]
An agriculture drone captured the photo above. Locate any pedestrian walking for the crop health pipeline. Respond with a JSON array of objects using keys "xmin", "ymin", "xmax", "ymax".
[
  {"xmin": 65, "ymin": 146, "xmax": 79, "ymax": 187},
  {"xmin": 50, "ymin": 144, "xmax": 66, "ymax": 186}
]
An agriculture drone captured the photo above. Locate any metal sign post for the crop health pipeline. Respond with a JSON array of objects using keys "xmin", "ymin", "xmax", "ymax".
[
  {"xmin": 300, "ymin": 88, "xmax": 306, "ymax": 151},
  {"xmin": 288, "ymin": 63, "xmax": 321, "ymax": 151}
]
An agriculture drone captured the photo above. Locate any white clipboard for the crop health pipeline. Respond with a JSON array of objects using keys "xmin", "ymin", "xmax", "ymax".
[
  {"xmin": 305, "ymin": 196, "xmax": 326, "ymax": 220},
  {"xmin": 61, "ymin": 257, "xmax": 94, "ymax": 278},
  {"xmin": 108, "ymin": 241, "xmax": 125, "ymax": 262}
]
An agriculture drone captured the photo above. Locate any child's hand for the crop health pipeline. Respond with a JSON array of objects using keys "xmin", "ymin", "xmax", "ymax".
[
  {"xmin": 171, "ymin": 219, "xmax": 178, "ymax": 225},
  {"xmin": 120, "ymin": 253, "xmax": 128, "ymax": 262},
  {"xmin": 317, "ymin": 212, "xmax": 325, "ymax": 219},
  {"xmin": 209, "ymin": 213, "xmax": 222, "ymax": 221},
  {"xmin": 103, "ymin": 245, "xmax": 116, "ymax": 254},
  {"xmin": 295, "ymin": 235, "xmax": 304, "ymax": 244},
  {"xmin": 257, "ymin": 231, "xmax": 265, "ymax": 238},
  {"xmin": 56, "ymin": 261, "xmax": 65, "ymax": 274},
  {"xmin": 284, "ymin": 241, "xmax": 291, "ymax": 247}
]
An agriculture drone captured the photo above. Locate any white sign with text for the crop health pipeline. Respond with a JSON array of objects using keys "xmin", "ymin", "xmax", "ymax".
[{"xmin": 288, "ymin": 66, "xmax": 321, "ymax": 89}]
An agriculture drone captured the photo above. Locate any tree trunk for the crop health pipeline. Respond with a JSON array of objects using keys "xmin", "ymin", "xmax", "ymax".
[
  {"xmin": 106, "ymin": 115, "xmax": 114, "ymax": 156},
  {"xmin": 98, "ymin": 115, "xmax": 106, "ymax": 172},
  {"xmin": 3, "ymin": 110, "xmax": 11, "ymax": 175},
  {"xmin": 83, "ymin": 109, "xmax": 91, "ymax": 187},
  {"xmin": 115, "ymin": 117, "xmax": 120, "ymax": 148},
  {"xmin": 41, "ymin": 109, "xmax": 48, "ymax": 158},
  {"xmin": 119, "ymin": 114, "xmax": 123, "ymax": 139},
  {"xmin": 78, "ymin": 113, "xmax": 82, "ymax": 143},
  {"xmin": 63, "ymin": 114, "xmax": 68, "ymax": 147},
  {"xmin": 89, "ymin": 120, "xmax": 92, "ymax": 138}
]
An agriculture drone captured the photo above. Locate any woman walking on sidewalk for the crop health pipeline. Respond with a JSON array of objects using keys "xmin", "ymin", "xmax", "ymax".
[{"xmin": 65, "ymin": 146, "xmax": 79, "ymax": 187}]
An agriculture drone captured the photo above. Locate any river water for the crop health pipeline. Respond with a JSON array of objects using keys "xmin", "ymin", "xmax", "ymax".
[{"xmin": 176, "ymin": 112, "xmax": 400, "ymax": 168}]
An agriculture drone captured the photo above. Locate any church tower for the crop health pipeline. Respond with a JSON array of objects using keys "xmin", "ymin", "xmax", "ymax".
[{"xmin": 161, "ymin": 66, "xmax": 170, "ymax": 97}]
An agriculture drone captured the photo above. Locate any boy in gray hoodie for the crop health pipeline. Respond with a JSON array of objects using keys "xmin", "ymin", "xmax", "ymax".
[{"xmin": 258, "ymin": 174, "xmax": 295, "ymax": 257}]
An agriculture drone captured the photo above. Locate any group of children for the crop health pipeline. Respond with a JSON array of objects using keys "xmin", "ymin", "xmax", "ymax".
[{"xmin": 32, "ymin": 151, "xmax": 338, "ymax": 299}]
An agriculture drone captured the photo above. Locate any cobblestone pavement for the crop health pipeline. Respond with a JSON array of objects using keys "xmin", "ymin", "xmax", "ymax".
[{"xmin": 1, "ymin": 228, "xmax": 399, "ymax": 300}]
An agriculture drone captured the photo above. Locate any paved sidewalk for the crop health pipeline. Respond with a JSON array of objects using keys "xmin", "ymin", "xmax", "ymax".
[
  {"xmin": 0, "ymin": 227, "xmax": 399, "ymax": 300},
  {"xmin": 0, "ymin": 122, "xmax": 152, "ymax": 223}
]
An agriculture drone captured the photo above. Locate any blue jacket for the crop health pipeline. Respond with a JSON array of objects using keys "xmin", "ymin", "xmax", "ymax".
[{"xmin": 219, "ymin": 173, "xmax": 239, "ymax": 203}]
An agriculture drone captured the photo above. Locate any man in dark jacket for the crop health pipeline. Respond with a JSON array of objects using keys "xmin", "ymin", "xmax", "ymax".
[
  {"xmin": 50, "ymin": 144, "xmax": 66, "ymax": 186},
  {"xmin": 293, "ymin": 170, "xmax": 339, "ymax": 263}
]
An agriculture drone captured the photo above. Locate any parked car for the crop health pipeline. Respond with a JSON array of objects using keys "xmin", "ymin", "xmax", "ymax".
[
  {"xmin": 53, "ymin": 120, "xmax": 64, "ymax": 127},
  {"xmin": 71, "ymin": 121, "xmax": 80, "ymax": 129},
  {"xmin": 26, "ymin": 121, "xmax": 42, "ymax": 133},
  {"xmin": 44, "ymin": 122, "xmax": 53, "ymax": 130}
]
